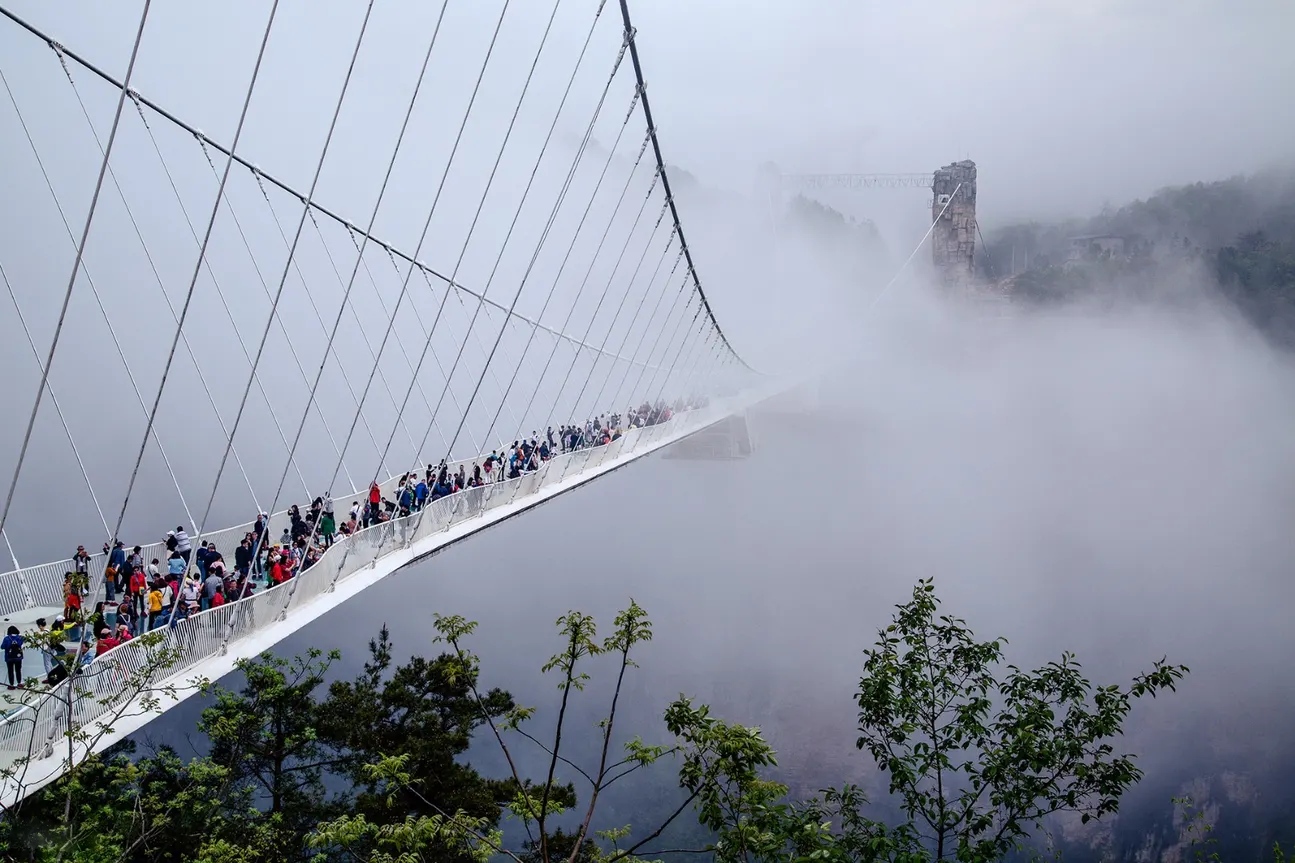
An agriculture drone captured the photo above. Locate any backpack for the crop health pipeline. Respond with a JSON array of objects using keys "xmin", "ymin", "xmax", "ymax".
[{"xmin": 2, "ymin": 635, "xmax": 22, "ymax": 663}]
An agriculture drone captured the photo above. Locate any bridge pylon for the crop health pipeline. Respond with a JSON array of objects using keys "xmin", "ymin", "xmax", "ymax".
[{"xmin": 931, "ymin": 160, "xmax": 977, "ymax": 287}]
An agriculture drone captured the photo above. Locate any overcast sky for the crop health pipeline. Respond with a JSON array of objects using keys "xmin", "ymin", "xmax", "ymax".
[{"xmin": 7, "ymin": 0, "xmax": 1294, "ymax": 221}]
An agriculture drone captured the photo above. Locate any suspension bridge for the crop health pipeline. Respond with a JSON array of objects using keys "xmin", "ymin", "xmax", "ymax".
[{"xmin": 0, "ymin": 0, "xmax": 965, "ymax": 806}]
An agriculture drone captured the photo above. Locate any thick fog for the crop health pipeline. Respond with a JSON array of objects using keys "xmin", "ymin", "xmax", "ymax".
[{"xmin": 2, "ymin": 0, "xmax": 1294, "ymax": 854}]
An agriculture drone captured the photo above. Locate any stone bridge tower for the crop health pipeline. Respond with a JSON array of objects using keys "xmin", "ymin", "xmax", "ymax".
[{"xmin": 931, "ymin": 160, "xmax": 977, "ymax": 286}]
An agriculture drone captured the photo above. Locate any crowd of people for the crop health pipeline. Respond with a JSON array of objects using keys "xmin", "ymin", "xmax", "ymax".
[{"xmin": 2, "ymin": 400, "xmax": 690, "ymax": 692}]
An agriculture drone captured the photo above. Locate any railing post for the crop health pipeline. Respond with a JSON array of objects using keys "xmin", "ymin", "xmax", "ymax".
[{"xmin": 16, "ymin": 567, "xmax": 35, "ymax": 610}]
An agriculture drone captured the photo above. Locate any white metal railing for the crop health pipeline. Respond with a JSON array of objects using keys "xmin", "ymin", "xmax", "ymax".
[{"xmin": 0, "ymin": 400, "xmax": 732, "ymax": 775}]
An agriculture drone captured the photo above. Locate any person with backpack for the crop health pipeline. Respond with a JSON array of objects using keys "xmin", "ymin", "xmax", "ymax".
[{"xmin": 3, "ymin": 626, "xmax": 24, "ymax": 689}]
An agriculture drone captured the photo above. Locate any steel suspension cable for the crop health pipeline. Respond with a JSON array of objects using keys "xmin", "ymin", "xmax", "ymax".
[
  {"xmin": 112, "ymin": 0, "xmax": 281, "ymax": 551},
  {"xmin": 616, "ymin": 0, "xmax": 749, "ymax": 373},
  {"xmin": 424, "ymin": 0, "xmax": 619, "ymax": 463},
  {"xmin": 585, "ymin": 227, "xmax": 677, "ymax": 417},
  {"xmin": 121, "ymin": 92, "xmax": 273, "ymax": 510},
  {"xmin": 189, "ymin": 137, "xmax": 361, "ymax": 494},
  {"xmin": 652, "ymin": 313, "xmax": 709, "ymax": 408},
  {"xmin": 206, "ymin": 2, "xmax": 375, "ymax": 572},
  {"xmin": 0, "ymin": 256, "xmax": 111, "ymax": 541},
  {"xmin": 65, "ymin": 82, "xmax": 279, "ymax": 515},
  {"xmin": 0, "ymin": 5, "xmax": 659, "ymax": 381},
  {"xmin": 567, "ymin": 202, "xmax": 671, "ymax": 421},
  {"xmin": 510, "ymin": 125, "xmax": 651, "ymax": 444},
  {"xmin": 220, "ymin": 1, "xmax": 453, "ymax": 624},
  {"xmin": 312, "ymin": 0, "xmax": 510, "ymax": 516},
  {"xmin": 298, "ymin": 206, "xmax": 420, "ymax": 470},
  {"xmin": 542, "ymin": 166, "xmax": 660, "ymax": 435},
  {"xmin": 623, "ymin": 269, "xmax": 689, "ymax": 407},
  {"xmin": 607, "ymin": 246, "xmax": 684, "ymax": 415},
  {"xmin": 377, "ymin": 0, "xmax": 555, "ymax": 476},
  {"xmin": 1, "ymin": 528, "xmax": 17, "ymax": 571},
  {"xmin": 394, "ymin": 258, "xmax": 478, "ymax": 457},
  {"xmin": 868, "ymin": 181, "xmax": 964, "ymax": 311},
  {"xmin": 481, "ymin": 81, "xmax": 642, "ymax": 452},
  {"xmin": 0, "ymin": 60, "xmax": 198, "ymax": 537},
  {"xmin": 445, "ymin": 286, "xmax": 525, "ymax": 453},
  {"xmin": 635, "ymin": 287, "xmax": 696, "ymax": 406},
  {"xmin": 0, "ymin": 0, "xmax": 152, "ymax": 542},
  {"xmin": 450, "ymin": 70, "xmax": 647, "ymax": 463}
]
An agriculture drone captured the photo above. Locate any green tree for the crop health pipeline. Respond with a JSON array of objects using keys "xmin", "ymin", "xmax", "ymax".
[
  {"xmin": 197, "ymin": 648, "xmax": 341, "ymax": 860},
  {"xmin": 315, "ymin": 626, "xmax": 554, "ymax": 846},
  {"xmin": 431, "ymin": 601, "xmax": 779, "ymax": 863}
]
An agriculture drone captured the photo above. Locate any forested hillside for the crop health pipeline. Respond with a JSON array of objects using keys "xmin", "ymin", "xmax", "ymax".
[{"xmin": 981, "ymin": 169, "xmax": 1295, "ymax": 344}]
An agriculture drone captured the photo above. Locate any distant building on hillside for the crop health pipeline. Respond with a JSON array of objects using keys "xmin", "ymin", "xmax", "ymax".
[{"xmin": 1067, "ymin": 234, "xmax": 1125, "ymax": 262}]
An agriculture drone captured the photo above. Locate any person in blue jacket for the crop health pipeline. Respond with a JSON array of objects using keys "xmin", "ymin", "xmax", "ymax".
[{"xmin": 2, "ymin": 625, "xmax": 23, "ymax": 690}]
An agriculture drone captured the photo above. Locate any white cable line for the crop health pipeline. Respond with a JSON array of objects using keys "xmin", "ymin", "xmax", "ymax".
[
  {"xmin": 447, "ymin": 287, "xmax": 523, "ymax": 453},
  {"xmin": 568, "ymin": 201, "xmax": 670, "ymax": 420},
  {"xmin": 1, "ymin": 4, "xmax": 660, "ymax": 380},
  {"xmin": 376, "ymin": 0, "xmax": 553, "ymax": 477},
  {"xmin": 306, "ymin": 0, "xmax": 512, "ymax": 555},
  {"xmin": 226, "ymin": 159, "xmax": 409, "ymax": 487},
  {"xmin": 0, "ymin": 0, "xmax": 152, "ymax": 542},
  {"xmin": 391, "ymin": 258, "xmax": 479, "ymax": 457},
  {"xmin": 510, "ymin": 124, "xmax": 651, "ymax": 444},
  {"xmin": 219, "ymin": 1, "xmax": 452, "ymax": 624},
  {"xmin": 542, "ymin": 165, "xmax": 660, "ymax": 436},
  {"xmin": 868, "ymin": 181, "xmax": 963, "ymax": 310},
  {"xmin": 113, "ymin": 0, "xmax": 281, "ymax": 554},
  {"xmin": 0, "ymin": 62, "xmax": 197, "ymax": 536},
  {"xmin": 482, "ymin": 81, "xmax": 641, "ymax": 451},
  {"xmin": 287, "ymin": 0, "xmax": 528, "ymax": 607},
  {"xmin": 186, "ymin": 140, "xmax": 357, "ymax": 494},
  {"xmin": 204, "ymin": 2, "xmax": 375, "ymax": 581},
  {"xmin": 635, "ymin": 288, "xmax": 696, "ymax": 405},
  {"xmin": 124, "ymin": 99, "xmax": 279, "ymax": 510},
  {"xmin": 404, "ymin": 266, "xmax": 484, "ymax": 458},
  {"xmin": 654, "ymin": 316, "xmax": 710, "ymax": 409},
  {"xmin": 56, "ymin": 77, "xmax": 272, "ymax": 516},
  {"xmin": 1, "ymin": 528, "xmax": 18, "ymax": 571},
  {"xmin": 299, "ymin": 206, "xmax": 421, "ymax": 470},
  {"xmin": 607, "ymin": 246, "xmax": 684, "ymax": 414},
  {"xmin": 623, "ymin": 270, "xmax": 689, "ymax": 407},
  {"xmin": 423, "ymin": 0, "xmax": 617, "ymax": 463},
  {"xmin": 585, "ymin": 226, "xmax": 676, "ymax": 417},
  {"xmin": 0, "ymin": 256, "xmax": 112, "ymax": 541}
]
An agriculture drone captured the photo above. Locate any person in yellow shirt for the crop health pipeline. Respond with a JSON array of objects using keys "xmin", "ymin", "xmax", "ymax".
[{"xmin": 147, "ymin": 585, "xmax": 164, "ymax": 631}]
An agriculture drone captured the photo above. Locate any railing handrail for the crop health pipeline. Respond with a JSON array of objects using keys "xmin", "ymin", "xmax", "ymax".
[
  {"xmin": 0, "ymin": 406, "xmax": 691, "ymax": 613},
  {"xmin": 0, "ymin": 399, "xmax": 730, "ymax": 767}
]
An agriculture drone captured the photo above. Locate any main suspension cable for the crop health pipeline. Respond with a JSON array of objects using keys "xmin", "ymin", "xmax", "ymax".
[
  {"xmin": 316, "ymin": 0, "xmax": 510, "ymax": 507},
  {"xmin": 0, "ymin": 255, "xmax": 111, "ymax": 541},
  {"xmin": 0, "ymin": 0, "xmax": 152, "ymax": 542},
  {"xmin": 585, "ymin": 225, "xmax": 676, "ymax": 417},
  {"xmin": 616, "ymin": 0, "xmax": 751, "ymax": 373},
  {"xmin": 543, "ymin": 165, "xmax": 660, "ymax": 435},
  {"xmin": 567, "ymin": 202, "xmax": 671, "ymax": 421},
  {"xmin": 113, "ymin": 0, "xmax": 281, "ymax": 550},
  {"xmin": 0, "ymin": 58, "xmax": 199, "ymax": 538},
  {"xmin": 513, "ymin": 126, "xmax": 651, "ymax": 443},
  {"xmin": 431, "ymin": 0, "xmax": 624, "ymax": 462},
  {"xmin": 484, "ymin": 84, "xmax": 642, "ymax": 451},
  {"xmin": 53, "ymin": 53, "xmax": 270, "ymax": 515},
  {"xmin": 385, "ymin": 0, "xmax": 563, "ymax": 473}
]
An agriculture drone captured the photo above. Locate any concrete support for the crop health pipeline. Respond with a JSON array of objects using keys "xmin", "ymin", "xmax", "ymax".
[{"xmin": 931, "ymin": 160, "xmax": 977, "ymax": 286}]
